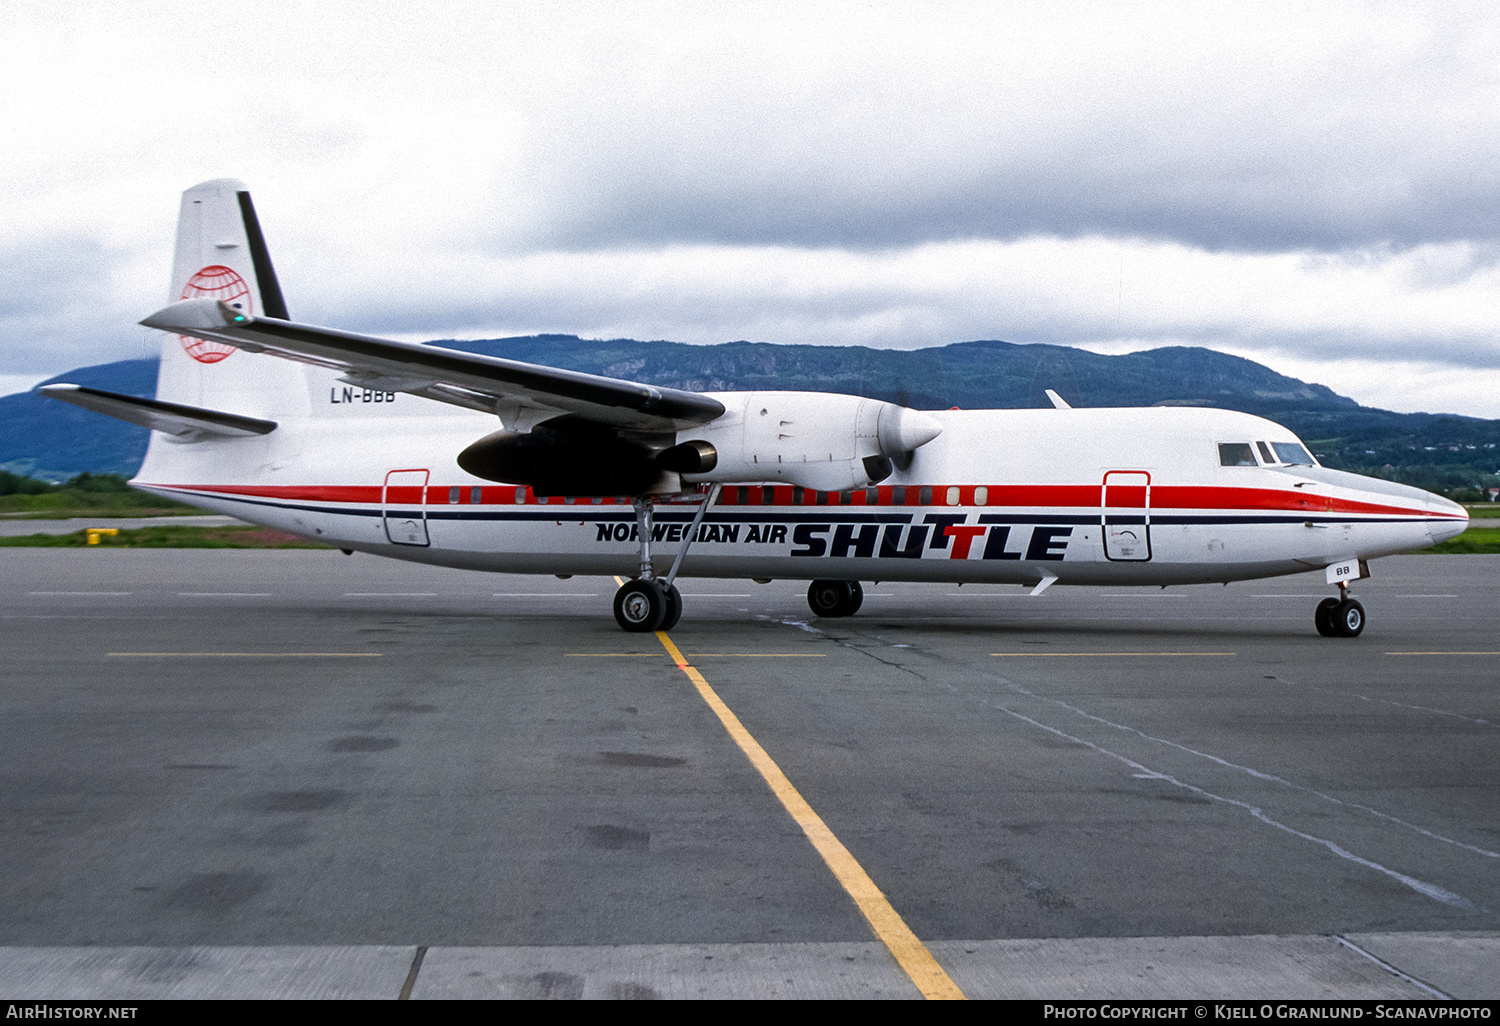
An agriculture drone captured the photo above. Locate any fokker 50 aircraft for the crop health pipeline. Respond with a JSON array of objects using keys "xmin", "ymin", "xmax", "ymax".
[{"xmin": 45, "ymin": 180, "xmax": 1468, "ymax": 635}]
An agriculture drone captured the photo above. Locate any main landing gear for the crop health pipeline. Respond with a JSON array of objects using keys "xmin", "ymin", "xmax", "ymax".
[
  {"xmin": 1314, "ymin": 583, "xmax": 1365, "ymax": 638},
  {"xmin": 807, "ymin": 579, "xmax": 863, "ymax": 618},
  {"xmin": 611, "ymin": 487, "xmax": 719, "ymax": 633},
  {"xmin": 614, "ymin": 577, "xmax": 682, "ymax": 633}
]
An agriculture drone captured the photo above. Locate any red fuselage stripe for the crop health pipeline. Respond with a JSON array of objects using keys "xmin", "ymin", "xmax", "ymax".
[{"xmin": 140, "ymin": 481, "xmax": 1457, "ymax": 519}]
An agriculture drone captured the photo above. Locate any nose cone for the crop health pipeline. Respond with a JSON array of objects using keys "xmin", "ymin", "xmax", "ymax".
[{"xmin": 1427, "ymin": 494, "xmax": 1469, "ymax": 544}]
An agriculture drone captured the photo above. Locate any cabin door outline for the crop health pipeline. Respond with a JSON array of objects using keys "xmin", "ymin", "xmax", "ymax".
[
  {"xmin": 1102, "ymin": 470, "xmax": 1151, "ymax": 561},
  {"xmin": 383, "ymin": 469, "xmax": 431, "ymax": 547}
]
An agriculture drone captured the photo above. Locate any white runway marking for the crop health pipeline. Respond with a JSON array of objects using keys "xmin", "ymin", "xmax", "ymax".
[
  {"xmin": 345, "ymin": 592, "xmax": 440, "ymax": 597},
  {"xmin": 1263, "ymin": 674, "xmax": 1494, "ymax": 728},
  {"xmin": 772, "ymin": 610, "xmax": 1487, "ymax": 904},
  {"xmin": 1003, "ymin": 680, "xmax": 1500, "ymax": 860},
  {"xmin": 993, "ymin": 705, "xmax": 1478, "ymax": 910},
  {"xmin": 28, "ymin": 591, "xmax": 132, "ymax": 596},
  {"xmin": 490, "ymin": 592, "xmax": 599, "ymax": 597},
  {"xmin": 178, "ymin": 592, "xmax": 273, "ymax": 597},
  {"xmin": 1099, "ymin": 594, "xmax": 1190, "ymax": 599}
]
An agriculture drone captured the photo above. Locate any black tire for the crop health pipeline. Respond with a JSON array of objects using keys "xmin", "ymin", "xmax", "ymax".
[
  {"xmin": 808, "ymin": 579, "xmax": 861, "ymax": 618},
  {"xmin": 614, "ymin": 579, "xmax": 667, "ymax": 632},
  {"xmin": 659, "ymin": 584, "xmax": 683, "ymax": 632},
  {"xmin": 1333, "ymin": 598, "xmax": 1365, "ymax": 638},
  {"xmin": 1314, "ymin": 597, "xmax": 1339, "ymax": 637}
]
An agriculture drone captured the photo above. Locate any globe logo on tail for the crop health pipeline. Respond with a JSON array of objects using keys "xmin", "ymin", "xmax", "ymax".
[{"xmin": 179, "ymin": 265, "xmax": 252, "ymax": 363}]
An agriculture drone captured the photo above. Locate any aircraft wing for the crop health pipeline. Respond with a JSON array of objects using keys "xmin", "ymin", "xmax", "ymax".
[
  {"xmin": 140, "ymin": 297, "xmax": 726, "ymax": 432},
  {"xmin": 39, "ymin": 383, "xmax": 277, "ymax": 442}
]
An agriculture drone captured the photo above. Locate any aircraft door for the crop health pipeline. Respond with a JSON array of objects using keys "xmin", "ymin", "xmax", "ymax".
[
  {"xmin": 1102, "ymin": 471, "xmax": 1151, "ymax": 561},
  {"xmin": 383, "ymin": 469, "xmax": 431, "ymax": 546}
]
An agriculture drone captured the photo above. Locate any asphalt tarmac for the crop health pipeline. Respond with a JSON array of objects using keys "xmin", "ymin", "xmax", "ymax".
[{"xmin": 1, "ymin": 549, "xmax": 1496, "ymax": 999}]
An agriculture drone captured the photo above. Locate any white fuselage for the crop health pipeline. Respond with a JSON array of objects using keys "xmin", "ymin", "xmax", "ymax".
[{"xmin": 131, "ymin": 392, "xmax": 1468, "ymax": 588}]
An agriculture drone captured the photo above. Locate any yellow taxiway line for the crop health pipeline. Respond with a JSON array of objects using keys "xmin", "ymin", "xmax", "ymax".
[{"xmin": 653, "ymin": 629, "xmax": 964, "ymax": 1000}]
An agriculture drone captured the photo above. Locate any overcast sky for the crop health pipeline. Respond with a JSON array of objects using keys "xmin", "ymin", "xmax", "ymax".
[{"xmin": 3, "ymin": 1, "xmax": 1499, "ymax": 415}]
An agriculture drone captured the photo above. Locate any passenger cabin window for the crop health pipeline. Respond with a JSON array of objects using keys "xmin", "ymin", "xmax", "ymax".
[
  {"xmin": 1218, "ymin": 442, "xmax": 1257, "ymax": 467},
  {"xmin": 1271, "ymin": 441, "xmax": 1316, "ymax": 466}
]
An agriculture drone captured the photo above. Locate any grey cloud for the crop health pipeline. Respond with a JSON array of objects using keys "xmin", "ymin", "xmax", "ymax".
[
  {"xmin": 475, "ymin": 13, "xmax": 1500, "ymax": 255},
  {"xmin": 0, "ymin": 238, "xmax": 112, "ymax": 319},
  {"xmin": 512, "ymin": 147, "xmax": 1500, "ymax": 254},
  {"xmin": 0, "ymin": 239, "xmax": 151, "ymax": 372}
]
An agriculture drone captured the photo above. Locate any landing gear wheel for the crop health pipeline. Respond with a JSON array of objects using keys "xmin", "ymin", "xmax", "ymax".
[
  {"xmin": 1332, "ymin": 598, "xmax": 1365, "ymax": 638},
  {"xmin": 807, "ymin": 579, "xmax": 863, "ymax": 618},
  {"xmin": 1314, "ymin": 597, "xmax": 1339, "ymax": 637},
  {"xmin": 614, "ymin": 579, "xmax": 668, "ymax": 632},
  {"xmin": 659, "ymin": 584, "xmax": 683, "ymax": 632}
]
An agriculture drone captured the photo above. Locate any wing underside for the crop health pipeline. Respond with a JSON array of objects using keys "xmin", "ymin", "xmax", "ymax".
[
  {"xmin": 39, "ymin": 383, "xmax": 278, "ymax": 442},
  {"xmin": 140, "ymin": 298, "xmax": 724, "ymax": 432}
]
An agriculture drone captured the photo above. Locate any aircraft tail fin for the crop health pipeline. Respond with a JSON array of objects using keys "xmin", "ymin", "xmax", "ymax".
[
  {"xmin": 154, "ymin": 179, "xmax": 309, "ymax": 417},
  {"xmin": 167, "ymin": 179, "xmax": 287, "ymax": 321}
]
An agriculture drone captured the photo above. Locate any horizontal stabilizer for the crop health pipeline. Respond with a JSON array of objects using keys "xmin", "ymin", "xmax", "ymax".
[
  {"xmin": 140, "ymin": 298, "xmax": 726, "ymax": 432},
  {"xmin": 40, "ymin": 384, "xmax": 277, "ymax": 442}
]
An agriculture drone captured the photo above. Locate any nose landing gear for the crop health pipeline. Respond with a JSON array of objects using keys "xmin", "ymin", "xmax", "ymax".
[{"xmin": 1314, "ymin": 583, "xmax": 1364, "ymax": 637}]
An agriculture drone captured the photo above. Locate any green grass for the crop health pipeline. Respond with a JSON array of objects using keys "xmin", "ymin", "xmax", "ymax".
[
  {"xmin": 0, "ymin": 499, "xmax": 203, "ymax": 517},
  {"xmin": 0, "ymin": 471, "xmax": 200, "ymax": 518},
  {"xmin": 1423, "ymin": 507, "xmax": 1500, "ymax": 552},
  {"xmin": 1426, "ymin": 533, "xmax": 1500, "ymax": 553},
  {"xmin": 0, "ymin": 526, "xmax": 330, "ymax": 549}
]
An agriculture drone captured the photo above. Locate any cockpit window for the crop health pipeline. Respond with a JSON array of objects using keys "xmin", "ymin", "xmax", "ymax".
[
  {"xmin": 1218, "ymin": 442, "xmax": 1257, "ymax": 467},
  {"xmin": 1271, "ymin": 441, "xmax": 1316, "ymax": 466},
  {"xmin": 1256, "ymin": 441, "xmax": 1275, "ymax": 464}
]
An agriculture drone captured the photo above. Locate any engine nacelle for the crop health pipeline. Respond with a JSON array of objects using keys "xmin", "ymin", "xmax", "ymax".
[{"xmin": 676, "ymin": 391, "xmax": 942, "ymax": 493}]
